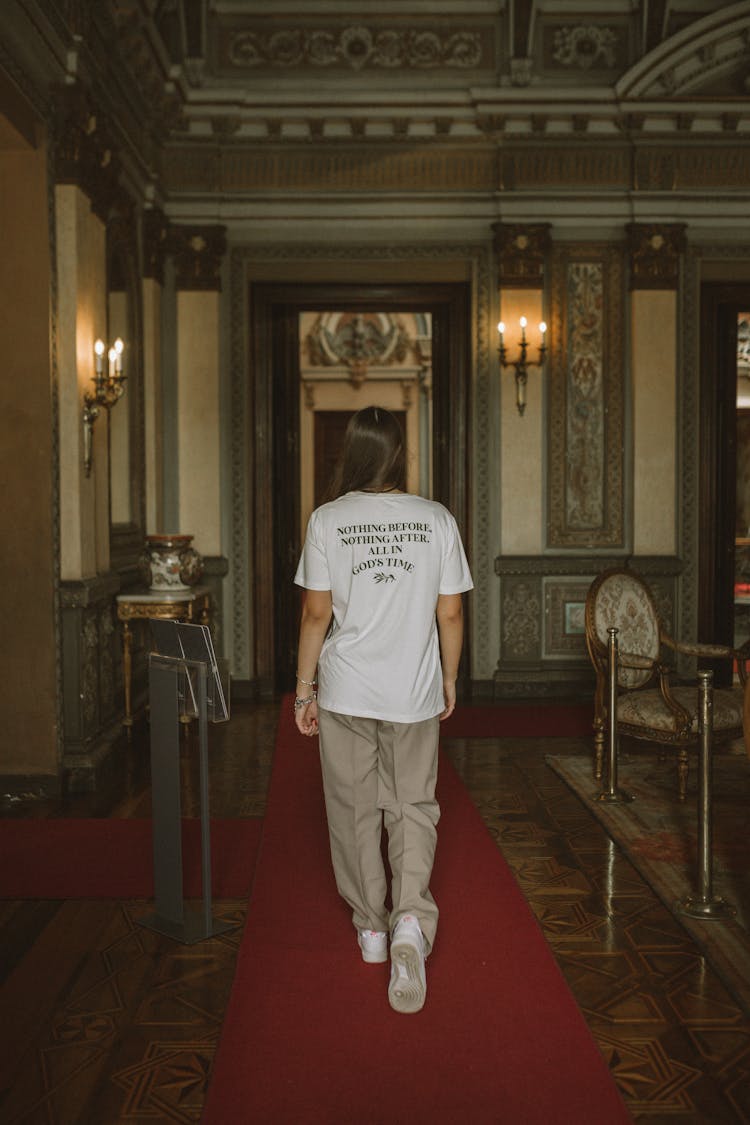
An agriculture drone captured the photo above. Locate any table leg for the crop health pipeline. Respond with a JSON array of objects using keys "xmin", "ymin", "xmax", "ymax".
[{"xmin": 122, "ymin": 620, "xmax": 133, "ymax": 737}]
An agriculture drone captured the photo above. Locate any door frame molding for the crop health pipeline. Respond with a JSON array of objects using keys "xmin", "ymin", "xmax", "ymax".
[{"xmin": 698, "ymin": 281, "xmax": 750, "ymax": 674}]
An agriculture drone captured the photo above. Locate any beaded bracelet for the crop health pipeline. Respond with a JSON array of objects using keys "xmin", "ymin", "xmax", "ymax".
[
  {"xmin": 294, "ymin": 693, "xmax": 317, "ymax": 710},
  {"xmin": 296, "ymin": 673, "xmax": 317, "ymax": 687}
]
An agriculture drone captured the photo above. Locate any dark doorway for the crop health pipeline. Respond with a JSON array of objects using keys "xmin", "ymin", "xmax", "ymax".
[
  {"xmin": 698, "ymin": 282, "xmax": 750, "ymax": 683},
  {"xmin": 249, "ymin": 281, "xmax": 471, "ymax": 694},
  {"xmin": 313, "ymin": 410, "xmax": 407, "ymax": 508}
]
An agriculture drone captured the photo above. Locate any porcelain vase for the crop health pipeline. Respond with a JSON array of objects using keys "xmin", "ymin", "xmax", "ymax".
[{"xmin": 138, "ymin": 534, "xmax": 204, "ymax": 591}]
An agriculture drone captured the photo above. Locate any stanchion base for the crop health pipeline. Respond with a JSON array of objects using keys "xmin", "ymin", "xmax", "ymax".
[
  {"xmin": 594, "ymin": 789, "xmax": 635, "ymax": 804},
  {"xmin": 138, "ymin": 907, "xmax": 239, "ymax": 945},
  {"xmin": 677, "ymin": 895, "xmax": 736, "ymax": 921}
]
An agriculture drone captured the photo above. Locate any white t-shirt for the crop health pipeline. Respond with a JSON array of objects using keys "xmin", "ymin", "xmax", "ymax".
[{"xmin": 294, "ymin": 491, "xmax": 473, "ymax": 723}]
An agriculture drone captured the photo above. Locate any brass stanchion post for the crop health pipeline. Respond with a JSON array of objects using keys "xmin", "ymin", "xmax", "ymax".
[
  {"xmin": 596, "ymin": 626, "xmax": 634, "ymax": 803},
  {"xmin": 678, "ymin": 670, "xmax": 735, "ymax": 920}
]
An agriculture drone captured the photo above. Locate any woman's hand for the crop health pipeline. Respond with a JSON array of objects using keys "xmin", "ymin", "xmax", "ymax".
[
  {"xmin": 439, "ymin": 678, "xmax": 456, "ymax": 721},
  {"xmin": 295, "ymin": 697, "xmax": 319, "ymax": 737}
]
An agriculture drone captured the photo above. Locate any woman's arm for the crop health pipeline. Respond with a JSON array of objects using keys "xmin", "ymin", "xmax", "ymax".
[
  {"xmin": 436, "ymin": 592, "xmax": 464, "ymax": 720},
  {"xmin": 295, "ymin": 588, "xmax": 333, "ymax": 736}
]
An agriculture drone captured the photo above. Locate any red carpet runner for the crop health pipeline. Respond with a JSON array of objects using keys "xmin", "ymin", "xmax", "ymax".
[
  {"xmin": 441, "ymin": 701, "xmax": 593, "ymax": 738},
  {"xmin": 0, "ymin": 818, "xmax": 262, "ymax": 899},
  {"xmin": 203, "ymin": 707, "xmax": 631, "ymax": 1125}
]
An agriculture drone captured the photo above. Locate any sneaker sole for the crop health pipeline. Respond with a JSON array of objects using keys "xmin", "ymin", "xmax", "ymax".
[
  {"xmin": 360, "ymin": 947, "xmax": 388, "ymax": 964},
  {"xmin": 388, "ymin": 940, "xmax": 426, "ymax": 1013}
]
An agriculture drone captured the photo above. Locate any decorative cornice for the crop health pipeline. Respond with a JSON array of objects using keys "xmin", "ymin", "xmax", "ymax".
[
  {"xmin": 170, "ymin": 224, "xmax": 227, "ymax": 291},
  {"xmin": 493, "ymin": 223, "xmax": 551, "ymax": 289},
  {"xmin": 626, "ymin": 223, "xmax": 687, "ymax": 290},
  {"xmin": 142, "ymin": 207, "xmax": 170, "ymax": 285}
]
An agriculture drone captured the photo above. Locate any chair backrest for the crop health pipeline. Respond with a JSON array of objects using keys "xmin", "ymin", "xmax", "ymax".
[{"xmin": 585, "ymin": 568, "xmax": 660, "ymax": 689}]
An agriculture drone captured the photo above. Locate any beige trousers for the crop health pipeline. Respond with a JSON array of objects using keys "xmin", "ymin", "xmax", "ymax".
[{"xmin": 317, "ymin": 708, "xmax": 440, "ymax": 953}]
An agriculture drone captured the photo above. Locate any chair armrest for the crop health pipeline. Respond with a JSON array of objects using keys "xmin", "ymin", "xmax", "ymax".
[
  {"xmin": 618, "ymin": 650, "xmax": 657, "ymax": 671},
  {"xmin": 662, "ymin": 634, "xmax": 749, "ymax": 686}
]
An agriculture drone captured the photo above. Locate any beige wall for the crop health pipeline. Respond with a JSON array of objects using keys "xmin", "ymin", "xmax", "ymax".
[
  {"xmin": 177, "ymin": 291, "xmax": 222, "ymax": 555},
  {"xmin": 56, "ymin": 184, "xmax": 108, "ymax": 579},
  {"xmin": 499, "ymin": 289, "xmax": 546, "ymax": 554},
  {"xmin": 632, "ymin": 290, "xmax": 677, "ymax": 556},
  {"xmin": 0, "ymin": 139, "xmax": 58, "ymax": 774},
  {"xmin": 143, "ymin": 277, "xmax": 164, "ymax": 534}
]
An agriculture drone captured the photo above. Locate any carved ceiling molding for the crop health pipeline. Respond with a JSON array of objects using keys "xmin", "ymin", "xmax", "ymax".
[
  {"xmin": 616, "ymin": 3, "xmax": 750, "ymax": 96},
  {"xmin": 216, "ymin": 20, "xmax": 493, "ymax": 73},
  {"xmin": 626, "ymin": 223, "xmax": 687, "ymax": 290},
  {"xmin": 162, "ymin": 140, "xmax": 750, "ymax": 197}
]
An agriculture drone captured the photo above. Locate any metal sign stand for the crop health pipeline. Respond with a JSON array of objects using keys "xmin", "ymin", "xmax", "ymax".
[{"xmin": 139, "ymin": 628, "xmax": 235, "ymax": 944}]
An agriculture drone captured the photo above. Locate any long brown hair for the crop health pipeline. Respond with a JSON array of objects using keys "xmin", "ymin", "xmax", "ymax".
[{"xmin": 327, "ymin": 406, "xmax": 406, "ymax": 499}]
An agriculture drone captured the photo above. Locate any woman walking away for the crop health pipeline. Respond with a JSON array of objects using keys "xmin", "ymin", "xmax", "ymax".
[{"xmin": 294, "ymin": 406, "xmax": 473, "ymax": 1014}]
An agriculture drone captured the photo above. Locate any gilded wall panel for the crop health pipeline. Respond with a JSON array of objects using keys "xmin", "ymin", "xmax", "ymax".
[{"xmin": 548, "ymin": 243, "xmax": 625, "ymax": 549}]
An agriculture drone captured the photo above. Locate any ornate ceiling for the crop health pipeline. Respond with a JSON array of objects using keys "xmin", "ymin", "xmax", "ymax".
[{"xmin": 2, "ymin": 1, "xmax": 750, "ymax": 218}]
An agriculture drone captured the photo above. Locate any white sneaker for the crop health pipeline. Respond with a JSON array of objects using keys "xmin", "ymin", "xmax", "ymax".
[
  {"xmin": 358, "ymin": 929, "xmax": 388, "ymax": 963},
  {"xmin": 388, "ymin": 915, "xmax": 426, "ymax": 1013}
]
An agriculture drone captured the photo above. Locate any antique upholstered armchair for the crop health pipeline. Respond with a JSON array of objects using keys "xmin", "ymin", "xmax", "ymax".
[{"xmin": 585, "ymin": 567, "xmax": 748, "ymax": 799}]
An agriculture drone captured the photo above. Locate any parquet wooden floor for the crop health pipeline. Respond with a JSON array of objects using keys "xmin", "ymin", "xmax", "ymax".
[{"xmin": 1, "ymin": 701, "xmax": 749, "ymax": 1123}]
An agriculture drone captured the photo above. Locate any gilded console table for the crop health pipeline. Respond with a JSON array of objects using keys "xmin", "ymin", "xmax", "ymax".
[{"xmin": 116, "ymin": 586, "xmax": 211, "ymax": 733}]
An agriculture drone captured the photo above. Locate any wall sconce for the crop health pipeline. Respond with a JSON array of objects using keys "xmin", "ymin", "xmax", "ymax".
[
  {"xmin": 83, "ymin": 337, "xmax": 125, "ymax": 476},
  {"xmin": 498, "ymin": 316, "xmax": 547, "ymax": 416}
]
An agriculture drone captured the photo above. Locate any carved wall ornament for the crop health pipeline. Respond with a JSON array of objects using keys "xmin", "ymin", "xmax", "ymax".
[
  {"xmin": 547, "ymin": 244, "xmax": 625, "ymax": 549},
  {"xmin": 502, "ymin": 581, "xmax": 541, "ymax": 659},
  {"xmin": 224, "ymin": 25, "xmax": 484, "ymax": 72},
  {"xmin": 626, "ymin": 223, "xmax": 687, "ymax": 290},
  {"xmin": 510, "ymin": 57, "xmax": 534, "ymax": 86},
  {"xmin": 170, "ymin": 224, "xmax": 227, "ymax": 291},
  {"xmin": 305, "ymin": 312, "xmax": 410, "ymax": 375},
  {"xmin": 493, "ymin": 223, "xmax": 551, "ymax": 289},
  {"xmin": 552, "ymin": 24, "xmax": 618, "ymax": 69}
]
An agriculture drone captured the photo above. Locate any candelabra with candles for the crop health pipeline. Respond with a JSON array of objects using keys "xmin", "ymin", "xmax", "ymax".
[
  {"xmin": 83, "ymin": 337, "xmax": 125, "ymax": 476},
  {"xmin": 498, "ymin": 316, "xmax": 547, "ymax": 416}
]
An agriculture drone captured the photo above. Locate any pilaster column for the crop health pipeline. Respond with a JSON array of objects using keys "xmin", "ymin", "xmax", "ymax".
[
  {"xmin": 627, "ymin": 223, "xmax": 686, "ymax": 556},
  {"xmin": 493, "ymin": 222, "xmax": 551, "ymax": 554},
  {"xmin": 142, "ymin": 207, "xmax": 169, "ymax": 533},
  {"xmin": 171, "ymin": 224, "xmax": 227, "ymax": 557}
]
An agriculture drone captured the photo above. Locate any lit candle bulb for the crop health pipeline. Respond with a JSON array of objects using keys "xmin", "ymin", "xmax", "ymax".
[
  {"xmin": 539, "ymin": 321, "xmax": 547, "ymax": 337},
  {"xmin": 113, "ymin": 337, "xmax": 124, "ymax": 373},
  {"xmin": 94, "ymin": 338, "xmax": 105, "ymax": 374},
  {"xmin": 519, "ymin": 315, "xmax": 527, "ymax": 341},
  {"xmin": 497, "ymin": 321, "xmax": 505, "ymax": 343},
  {"xmin": 108, "ymin": 347, "xmax": 116, "ymax": 376}
]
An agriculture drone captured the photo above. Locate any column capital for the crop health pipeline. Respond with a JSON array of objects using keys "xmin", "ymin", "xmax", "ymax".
[
  {"xmin": 170, "ymin": 224, "xmax": 227, "ymax": 291},
  {"xmin": 493, "ymin": 222, "xmax": 551, "ymax": 288},
  {"xmin": 626, "ymin": 223, "xmax": 687, "ymax": 290},
  {"xmin": 52, "ymin": 85, "xmax": 120, "ymax": 222}
]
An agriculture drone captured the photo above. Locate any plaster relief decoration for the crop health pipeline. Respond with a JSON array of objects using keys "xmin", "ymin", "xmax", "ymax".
[
  {"xmin": 502, "ymin": 581, "xmax": 541, "ymax": 660},
  {"xmin": 306, "ymin": 311, "xmax": 411, "ymax": 387},
  {"xmin": 221, "ymin": 23, "xmax": 487, "ymax": 72},
  {"xmin": 552, "ymin": 25, "xmax": 618, "ymax": 69},
  {"xmin": 548, "ymin": 244, "xmax": 624, "ymax": 549}
]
